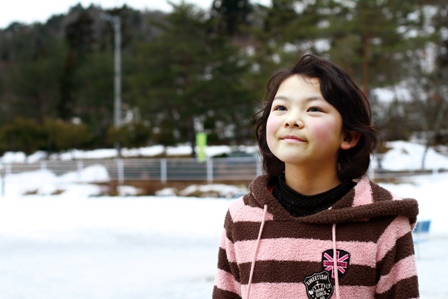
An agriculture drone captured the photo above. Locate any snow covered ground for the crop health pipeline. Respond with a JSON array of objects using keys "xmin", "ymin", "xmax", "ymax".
[
  {"xmin": 0, "ymin": 179, "xmax": 447, "ymax": 299},
  {"xmin": 1, "ymin": 141, "xmax": 448, "ymax": 298},
  {"xmin": 0, "ymin": 196, "xmax": 229, "ymax": 299}
]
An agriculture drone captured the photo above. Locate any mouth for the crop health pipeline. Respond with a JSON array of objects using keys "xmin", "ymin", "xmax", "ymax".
[{"xmin": 281, "ymin": 135, "xmax": 305, "ymax": 142}]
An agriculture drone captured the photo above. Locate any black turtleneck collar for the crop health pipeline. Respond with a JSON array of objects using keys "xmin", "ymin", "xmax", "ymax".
[{"xmin": 272, "ymin": 174, "xmax": 356, "ymax": 217}]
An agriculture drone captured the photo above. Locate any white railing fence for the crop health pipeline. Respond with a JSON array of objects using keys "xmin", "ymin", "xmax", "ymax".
[
  {"xmin": 0, "ymin": 156, "xmax": 445, "ymax": 187},
  {"xmin": 0, "ymin": 157, "xmax": 264, "ymax": 185}
]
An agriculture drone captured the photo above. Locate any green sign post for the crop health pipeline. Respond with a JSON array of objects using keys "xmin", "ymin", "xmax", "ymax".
[{"xmin": 196, "ymin": 132, "xmax": 207, "ymax": 162}]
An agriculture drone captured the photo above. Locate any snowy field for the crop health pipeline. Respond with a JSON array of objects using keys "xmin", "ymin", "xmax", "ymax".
[
  {"xmin": 0, "ymin": 196, "xmax": 229, "ymax": 299},
  {"xmin": 1, "ymin": 174, "xmax": 448, "ymax": 299},
  {"xmin": 1, "ymin": 141, "xmax": 448, "ymax": 298}
]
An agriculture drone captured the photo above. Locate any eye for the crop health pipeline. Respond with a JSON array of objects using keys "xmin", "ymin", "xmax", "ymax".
[
  {"xmin": 272, "ymin": 105, "xmax": 287, "ymax": 111},
  {"xmin": 307, "ymin": 106, "xmax": 323, "ymax": 112}
]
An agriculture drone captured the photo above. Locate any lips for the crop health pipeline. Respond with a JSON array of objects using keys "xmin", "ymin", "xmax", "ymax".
[{"xmin": 281, "ymin": 135, "xmax": 305, "ymax": 142}]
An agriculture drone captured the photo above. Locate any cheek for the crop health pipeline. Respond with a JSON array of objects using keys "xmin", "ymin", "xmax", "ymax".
[
  {"xmin": 310, "ymin": 119, "xmax": 343, "ymax": 142},
  {"xmin": 266, "ymin": 116, "xmax": 280, "ymax": 137},
  {"xmin": 266, "ymin": 116, "xmax": 279, "ymax": 147}
]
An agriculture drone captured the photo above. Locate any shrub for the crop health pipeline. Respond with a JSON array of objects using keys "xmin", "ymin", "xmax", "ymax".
[
  {"xmin": 0, "ymin": 118, "xmax": 46, "ymax": 155},
  {"xmin": 107, "ymin": 121, "xmax": 152, "ymax": 148},
  {"xmin": 43, "ymin": 118, "xmax": 93, "ymax": 153}
]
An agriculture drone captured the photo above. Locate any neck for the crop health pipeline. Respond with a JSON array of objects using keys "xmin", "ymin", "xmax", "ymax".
[{"xmin": 284, "ymin": 164, "xmax": 340, "ymax": 195}]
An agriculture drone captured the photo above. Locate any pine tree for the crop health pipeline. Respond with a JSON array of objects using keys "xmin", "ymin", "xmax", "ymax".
[
  {"xmin": 326, "ymin": 0, "xmax": 424, "ymax": 95},
  {"xmin": 59, "ymin": 8, "xmax": 95, "ymax": 121},
  {"xmin": 211, "ymin": 0, "xmax": 253, "ymax": 36},
  {"xmin": 127, "ymin": 2, "xmax": 253, "ymax": 155}
]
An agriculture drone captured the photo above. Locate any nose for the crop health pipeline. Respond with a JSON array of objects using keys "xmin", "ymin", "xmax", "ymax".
[{"xmin": 284, "ymin": 115, "xmax": 304, "ymax": 128}]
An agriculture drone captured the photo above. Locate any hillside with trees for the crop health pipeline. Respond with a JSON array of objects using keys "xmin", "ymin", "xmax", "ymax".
[{"xmin": 0, "ymin": 0, "xmax": 447, "ymax": 158}]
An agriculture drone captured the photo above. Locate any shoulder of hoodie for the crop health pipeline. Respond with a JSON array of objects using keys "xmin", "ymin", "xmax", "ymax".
[
  {"xmin": 350, "ymin": 175, "xmax": 418, "ymax": 209},
  {"xmin": 226, "ymin": 192, "xmax": 273, "ymax": 224},
  {"xmin": 305, "ymin": 175, "xmax": 419, "ymax": 224},
  {"xmin": 226, "ymin": 175, "xmax": 419, "ymax": 225}
]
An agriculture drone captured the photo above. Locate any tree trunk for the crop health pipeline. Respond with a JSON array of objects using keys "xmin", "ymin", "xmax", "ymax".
[
  {"xmin": 188, "ymin": 116, "xmax": 197, "ymax": 158},
  {"xmin": 362, "ymin": 33, "xmax": 370, "ymax": 97},
  {"xmin": 421, "ymin": 87, "xmax": 448, "ymax": 169}
]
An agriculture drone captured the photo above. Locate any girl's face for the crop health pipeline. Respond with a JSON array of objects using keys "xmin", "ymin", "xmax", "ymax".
[{"xmin": 266, "ymin": 75, "xmax": 356, "ymax": 173}]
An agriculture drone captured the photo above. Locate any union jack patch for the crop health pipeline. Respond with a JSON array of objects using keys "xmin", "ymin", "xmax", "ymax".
[{"xmin": 322, "ymin": 249, "xmax": 350, "ymax": 279}]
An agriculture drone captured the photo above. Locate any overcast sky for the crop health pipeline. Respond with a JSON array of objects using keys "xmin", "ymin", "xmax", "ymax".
[{"xmin": 0, "ymin": 0, "xmax": 218, "ymax": 29}]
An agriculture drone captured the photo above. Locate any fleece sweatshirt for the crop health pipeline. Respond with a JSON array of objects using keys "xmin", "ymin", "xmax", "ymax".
[{"xmin": 213, "ymin": 175, "xmax": 419, "ymax": 299}]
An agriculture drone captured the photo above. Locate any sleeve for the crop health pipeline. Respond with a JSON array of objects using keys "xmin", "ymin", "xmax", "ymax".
[
  {"xmin": 212, "ymin": 210, "xmax": 242, "ymax": 299},
  {"xmin": 375, "ymin": 216, "xmax": 419, "ymax": 299}
]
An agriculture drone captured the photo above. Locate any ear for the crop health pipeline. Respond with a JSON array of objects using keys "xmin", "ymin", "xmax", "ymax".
[{"xmin": 340, "ymin": 130, "xmax": 361, "ymax": 150}]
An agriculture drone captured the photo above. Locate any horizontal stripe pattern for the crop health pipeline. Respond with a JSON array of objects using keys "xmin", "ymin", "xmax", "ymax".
[
  {"xmin": 229, "ymin": 217, "xmax": 394, "ymax": 243},
  {"xmin": 376, "ymin": 276, "xmax": 419, "ymax": 299},
  {"xmin": 213, "ymin": 286, "xmax": 242, "ymax": 299},
  {"xmin": 238, "ymin": 283, "xmax": 377, "ymax": 299},
  {"xmin": 232, "ymin": 237, "xmax": 378, "ymax": 267},
  {"xmin": 353, "ymin": 175, "xmax": 374, "ymax": 206},
  {"xmin": 229, "ymin": 198, "xmax": 274, "ymax": 222},
  {"xmin": 214, "ymin": 268, "xmax": 242, "ymax": 295},
  {"xmin": 377, "ymin": 255, "xmax": 418, "ymax": 294},
  {"xmin": 376, "ymin": 216, "xmax": 414, "ymax": 261},
  {"xmin": 213, "ymin": 175, "xmax": 420, "ymax": 299},
  {"xmin": 237, "ymin": 260, "xmax": 376, "ymax": 286},
  {"xmin": 377, "ymin": 232, "xmax": 415, "ymax": 277}
]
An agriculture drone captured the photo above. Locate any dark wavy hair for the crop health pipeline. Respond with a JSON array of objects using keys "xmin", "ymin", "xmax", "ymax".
[{"xmin": 255, "ymin": 53, "xmax": 380, "ymax": 185}]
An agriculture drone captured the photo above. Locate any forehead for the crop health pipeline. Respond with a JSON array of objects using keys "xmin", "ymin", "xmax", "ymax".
[{"xmin": 274, "ymin": 75, "xmax": 324, "ymax": 101}]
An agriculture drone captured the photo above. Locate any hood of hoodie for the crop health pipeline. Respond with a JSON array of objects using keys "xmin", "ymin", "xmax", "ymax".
[{"xmin": 247, "ymin": 175, "xmax": 419, "ymax": 225}]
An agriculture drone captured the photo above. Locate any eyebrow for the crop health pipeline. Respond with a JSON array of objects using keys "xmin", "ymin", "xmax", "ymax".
[{"xmin": 273, "ymin": 95, "xmax": 325, "ymax": 102}]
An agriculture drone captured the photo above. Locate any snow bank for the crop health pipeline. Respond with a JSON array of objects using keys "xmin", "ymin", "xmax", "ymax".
[
  {"xmin": 1, "ymin": 165, "xmax": 110, "ymax": 197},
  {"xmin": 381, "ymin": 141, "xmax": 448, "ymax": 170},
  {"xmin": 2, "ymin": 141, "xmax": 448, "ymax": 198},
  {"xmin": 379, "ymin": 172, "xmax": 448, "ymax": 235},
  {"xmin": 178, "ymin": 184, "xmax": 247, "ymax": 198}
]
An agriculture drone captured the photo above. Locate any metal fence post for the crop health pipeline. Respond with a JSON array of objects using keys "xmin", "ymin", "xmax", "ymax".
[
  {"xmin": 6, "ymin": 164, "xmax": 11, "ymax": 176},
  {"xmin": 77, "ymin": 160, "xmax": 83, "ymax": 180},
  {"xmin": 2, "ymin": 163, "xmax": 12, "ymax": 196},
  {"xmin": 432, "ymin": 168, "xmax": 439, "ymax": 176},
  {"xmin": 117, "ymin": 158, "xmax": 124, "ymax": 184},
  {"xmin": 0, "ymin": 170, "xmax": 4, "ymax": 197},
  {"xmin": 207, "ymin": 158, "xmax": 213, "ymax": 183},
  {"xmin": 161, "ymin": 159, "xmax": 167, "ymax": 184},
  {"xmin": 368, "ymin": 164, "xmax": 375, "ymax": 181},
  {"xmin": 256, "ymin": 155, "xmax": 263, "ymax": 177}
]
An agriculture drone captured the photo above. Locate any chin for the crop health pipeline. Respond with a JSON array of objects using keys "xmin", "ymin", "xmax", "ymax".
[{"xmin": 276, "ymin": 155, "xmax": 306, "ymax": 165}]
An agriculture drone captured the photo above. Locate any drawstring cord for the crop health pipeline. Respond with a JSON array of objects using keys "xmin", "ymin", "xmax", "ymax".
[
  {"xmin": 332, "ymin": 223, "xmax": 340, "ymax": 299},
  {"xmin": 245, "ymin": 206, "xmax": 340, "ymax": 299},
  {"xmin": 246, "ymin": 204, "xmax": 268, "ymax": 299}
]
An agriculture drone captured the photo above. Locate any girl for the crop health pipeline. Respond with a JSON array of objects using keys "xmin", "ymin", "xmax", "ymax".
[{"xmin": 213, "ymin": 54, "xmax": 419, "ymax": 299}]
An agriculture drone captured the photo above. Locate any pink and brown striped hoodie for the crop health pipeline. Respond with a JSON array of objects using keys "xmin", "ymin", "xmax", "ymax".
[{"xmin": 213, "ymin": 175, "xmax": 419, "ymax": 299}]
